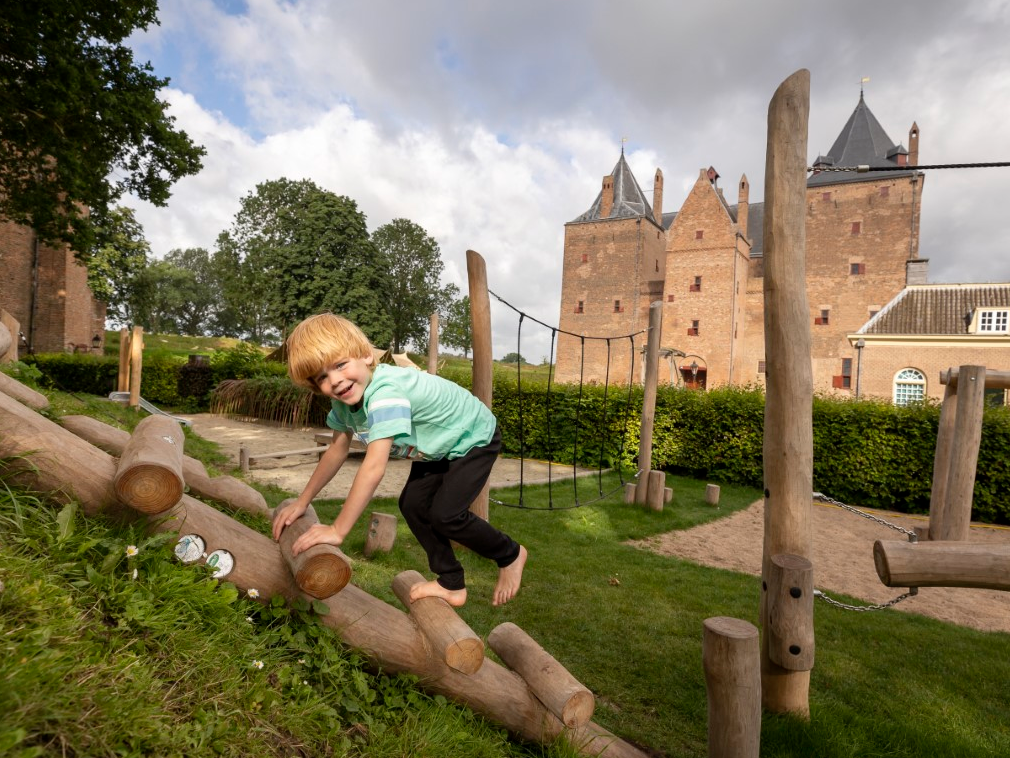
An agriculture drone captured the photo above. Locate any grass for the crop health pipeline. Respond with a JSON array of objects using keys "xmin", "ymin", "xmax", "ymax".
[
  {"xmin": 101, "ymin": 330, "xmax": 265, "ymax": 360},
  {"xmin": 5, "ymin": 390, "xmax": 1010, "ymax": 757}
]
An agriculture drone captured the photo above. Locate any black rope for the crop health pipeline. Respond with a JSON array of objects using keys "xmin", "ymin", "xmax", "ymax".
[
  {"xmin": 573, "ymin": 336, "xmax": 585, "ymax": 508},
  {"xmin": 808, "ymin": 161, "xmax": 1010, "ymax": 173},
  {"xmin": 597, "ymin": 339, "xmax": 612, "ymax": 496},
  {"xmin": 516, "ymin": 313, "xmax": 525, "ymax": 508},
  {"xmin": 488, "ymin": 289, "xmax": 646, "ymax": 342}
]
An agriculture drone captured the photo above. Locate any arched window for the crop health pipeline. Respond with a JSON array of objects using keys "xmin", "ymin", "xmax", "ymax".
[{"xmin": 893, "ymin": 368, "xmax": 926, "ymax": 406}]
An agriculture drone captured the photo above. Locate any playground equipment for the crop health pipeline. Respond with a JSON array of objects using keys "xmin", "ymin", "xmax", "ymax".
[{"xmin": 109, "ymin": 325, "xmax": 192, "ymax": 427}]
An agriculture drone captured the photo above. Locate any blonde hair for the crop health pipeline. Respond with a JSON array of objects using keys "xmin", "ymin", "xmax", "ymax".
[{"xmin": 287, "ymin": 313, "xmax": 373, "ymax": 392}]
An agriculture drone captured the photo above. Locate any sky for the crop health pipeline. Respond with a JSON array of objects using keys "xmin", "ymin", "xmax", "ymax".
[{"xmin": 124, "ymin": 0, "xmax": 1010, "ymax": 359}]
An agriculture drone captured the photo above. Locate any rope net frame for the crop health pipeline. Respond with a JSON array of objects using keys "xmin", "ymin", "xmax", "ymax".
[{"xmin": 487, "ymin": 289, "xmax": 645, "ymax": 511}]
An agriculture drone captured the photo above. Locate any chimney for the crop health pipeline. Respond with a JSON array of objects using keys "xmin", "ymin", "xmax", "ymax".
[
  {"xmin": 905, "ymin": 258, "xmax": 929, "ymax": 285},
  {"xmin": 909, "ymin": 122, "xmax": 919, "ymax": 167},
  {"xmin": 737, "ymin": 174, "xmax": 750, "ymax": 240},
  {"xmin": 600, "ymin": 175, "xmax": 614, "ymax": 219},
  {"xmin": 653, "ymin": 168, "xmax": 664, "ymax": 226}
]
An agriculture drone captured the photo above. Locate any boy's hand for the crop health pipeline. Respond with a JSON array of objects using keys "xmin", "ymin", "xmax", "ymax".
[
  {"xmin": 272, "ymin": 499, "xmax": 309, "ymax": 541},
  {"xmin": 292, "ymin": 523, "xmax": 344, "ymax": 555}
]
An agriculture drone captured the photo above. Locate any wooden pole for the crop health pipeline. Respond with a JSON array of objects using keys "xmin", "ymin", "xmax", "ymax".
[
  {"xmin": 128, "ymin": 325, "xmax": 143, "ymax": 408},
  {"xmin": 466, "ymin": 249, "xmax": 493, "ymax": 521},
  {"xmin": 117, "ymin": 327, "xmax": 130, "ymax": 392},
  {"xmin": 488, "ymin": 621, "xmax": 595, "ymax": 729},
  {"xmin": 942, "ymin": 366, "xmax": 1010, "ymax": 390},
  {"xmin": 113, "ymin": 415, "xmax": 186, "ymax": 515},
  {"xmin": 428, "ymin": 312, "xmax": 439, "ymax": 374},
  {"xmin": 765, "ymin": 554, "xmax": 814, "ymax": 671},
  {"xmin": 363, "ymin": 511, "xmax": 398, "ymax": 557},
  {"xmin": 935, "ymin": 365, "xmax": 986, "ymax": 541},
  {"xmin": 271, "ymin": 500, "xmax": 352, "ymax": 598},
  {"xmin": 874, "ymin": 540, "xmax": 1010, "ymax": 591},
  {"xmin": 928, "ymin": 379, "xmax": 958, "ymax": 541},
  {"xmin": 0, "ymin": 370, "xmax": 49, "ymax": 410},
  {"xmin": 760, "ymin": 68, "xmax": 813, "ymax": 717},
  {"xmin": 703, "ymin": 616, "xmax": 761, "ymax": 758},
  {"xmin": 635, "ymin": 301, "xmax": 663, "ymax": 503}
]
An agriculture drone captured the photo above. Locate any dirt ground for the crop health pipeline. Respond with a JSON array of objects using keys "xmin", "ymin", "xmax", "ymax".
[{"xmin": 183, "ymin": 413, "xmax": 1010, "ymax": 635}]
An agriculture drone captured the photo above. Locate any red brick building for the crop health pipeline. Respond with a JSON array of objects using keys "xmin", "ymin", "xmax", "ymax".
[{"xmin": 0, "ymin": 219, "xmax": 106, "ymax": 355}]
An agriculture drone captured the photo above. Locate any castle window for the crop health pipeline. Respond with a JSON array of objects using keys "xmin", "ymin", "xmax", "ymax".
[
  {"xmin": 894, "ymin": 368, "xmax": 926, "ymax": 406},
  {"xmin": 851, "ymin": 221, "xmax": 861, "ymax": 235},
  {"xmin": 575, "ymin": 301, "xmax": 584, "ymax": 314},
  {"xmin": 667, "ymin": 294, "xmax": 675, "ymax": 303},
  {"xmin": 687, "ymin": 320, "xmax": 700, "ymax": 337},
  {"xmin": 869, "ymin": 308, "xmax": 879, "ymax": 319},
  {"xmin": 978, "ymin": 309, "xmax": 1009, "ymax": 333},
  {"xmin": 614, "ymin": 299, "xmax": 623, "ymax": 313},
  {"xmin": 815, "ymin": 309, "xmax": 830, "ymax": 326},
  {"xmin": 832, "ymin": 358, "xmax": 853, "ymax": 390},
  {"xmin": 821, "ymin": 192, "xmax": 831, "ymax": 202},
  {"xmin": 695, "ymin": 230, "xmax": 704, "ymax": 240},
  {"xmin": 850, "ymin": 262, "xmax": 866, "ymax": 275},
  {"xmin": 581, "ymin": 253, "xmax": 588, "ymax": 263},
  {"xmin": 879, "ymin": 186, "xmax": 890, "ymax": 198},
  {"xmin": 758, "ymin": 360, "xmax": 766, "ymax": 374},
  {"xmin": 690, "ymin": 276, "xmax": 702, "ymax": 293}
]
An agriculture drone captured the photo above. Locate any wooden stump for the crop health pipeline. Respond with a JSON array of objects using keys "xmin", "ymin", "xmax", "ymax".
[
  {"xmin": 705, "ymin": 484, "xmax": 721, "ymax": 506},
  {"xmin": 271, "ymin": 500, "xmax": 352, "ymax": 597},
  {"xmin": 488, "ymin": 621, "xmax": 595, "ymax": 728},
  {"xmin": 703, "ymin": 617, "xmax": 761, "ymax": 758},
  {"xmin": 391, "ymin": 570, "xmax": 484, "ymax": 675},
  {"xmin": 364, "ymin": 511, "xmax": 397, "ymax": 557},
  {"xmin": 765, "ymin": 554, "xmax": 814, "ymax": 671},
  {"xmin": 623, "ymin": 483, "xmax": 636, "ymax": 504},
  {"xmin": 646, "ymin": 470, "xmax": 665, "ymax": 512},
  {"xmin": 113, "ymin": 415, "xmax": 185, "ymax": 514}
]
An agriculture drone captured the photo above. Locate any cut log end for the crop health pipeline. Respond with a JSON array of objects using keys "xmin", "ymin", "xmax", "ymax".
[
  {"xmin": 296, "ymin": 552, "xmax": 352, "ymax": 598},
  {"xmin": 114, "ymin": 465, "xmax": 183, "ymax": 514},
  {"xmin": 445, "ymin": 637, "xmax": 486, "ymax": 675},
  {"xmin": 561, "ymin": 689, "xmax": 596, "ymax": 729}
]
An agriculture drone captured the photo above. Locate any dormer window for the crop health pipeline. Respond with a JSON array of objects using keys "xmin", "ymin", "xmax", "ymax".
[{"xmin": 977, "ymin": 308, "xmax": 1009, "ymax": 333}]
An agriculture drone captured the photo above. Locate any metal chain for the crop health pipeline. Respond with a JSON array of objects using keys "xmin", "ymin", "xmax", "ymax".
[
  {"xmin": 808, "ymin": 161, "xmax": 1010, "ymax": 173},
  {"xmin": 814, "ymin": 587, "xmax": 918, "ymax": 612},
  {"xmin": 813, "ymin": 492, "xmax": 918, "ymax": 541}
]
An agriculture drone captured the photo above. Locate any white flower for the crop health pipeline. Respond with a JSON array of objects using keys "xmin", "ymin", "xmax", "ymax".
[
  {"xmin": 246, "ymin": 616, "xmax": 254, "ymax": 623},
  {"xmin": 132, "ymin": 568, "xmax": 138, "ymax": 580},
  {"xmin": 303, "ymin": 680, "xmax": 309, "ymax": 686},
  {"xmin": 125, "ymin": 545, "xmax": 139, "ymax": 557},
  {"xmin": 297, "ymin": 658, "xmax": 306, "ymax": 665},
  {"xmin": 252, "ymin": 660, "xmax": 264, "ymax": 670},
  {"xmin": 247, "ymin": 588, "xmax": 260, "ymax": 599}
]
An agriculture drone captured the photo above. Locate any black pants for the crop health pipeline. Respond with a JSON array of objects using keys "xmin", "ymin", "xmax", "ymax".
[{"xmin": 397, "ymin": 428, "xmax": 520, "ymax": 590}]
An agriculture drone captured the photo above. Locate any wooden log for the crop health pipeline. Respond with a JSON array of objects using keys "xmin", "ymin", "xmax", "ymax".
[
  {"xmin": 760, "ymin": 69, "xmax": 813, "ymax": 717},
  {"xmin": 364, "ymin": 511, "xmax": 397, "ymax": 557},
  {"xmin": 635, "ymin": 302, "xmax": 663, "ymax": 504},
  {"xmin": 428, "ymin": 312, "xmax": 439, "ymax": 374},
  {"xmin": 623, "ymin": 483, "xmax": 636, "ymax": 504},
  {"xmin": 114, "ymin": 415, "xmax": 186, "ymax": 514},
  {"xmin": 391, "ymin": 570, "xmax": 485, "ymax": 675},
  {"xmin": 246, "ymin": 446, "xmax": 326, "ymax": 464},
  {"xmin": 941, "ymin": 366, "xmax": 1010, "ymax": 391},
  {"xmin": 128, "ymin": 325, "xmax": 143, "ymax": 408},
  {"xmin": 0, "ymin": 370, "xmax": 49, "ymax": 410},
  {"xmin": 117, "ymin": 327, "xmax": 130, "ymax": 392},
  {"xmin": 935, "ymin": 365, "xmax": 986, "ymax": 542},
  {"xmin": 765, "ymin": 554, "xmax": 814, "ymax": 671},
  {"xmin": 488, "ymin": 621, "xmax": 595, "ymax": 728},
  {"xmin": 664, "ymin": 487, "xmax": 673, "ymax": 503},
  {"xmin": 874, "ymin": 540, "xmax": 1010, "ymax": 591},
  {"xmin": 703, "ymin": 617, "xmax": 760, "ymax": 758},
  {"xmin": 928, "ymin": 380, "xmax": 957, "ymax": 540},
  {"xmin": 271, "ymin": 499, "xmax": 352, "ymax": 598},
  {"xmin": 0, "ymin": 320, "xmax": 10, "ymax": 359},
  {"xmin": 466, "ymin": 249, "xmax": 492, "ymax": 521},
  {"xmin": 705, "ymin": 484, "xmax": 721, "ymax": 506},
  {"xmin": 1, "ymin": 309, "xmax": 19, "ymax": 363},
  {"xmin": 645, "ymin": 469, "xmax": 665, "ymax": 512}
]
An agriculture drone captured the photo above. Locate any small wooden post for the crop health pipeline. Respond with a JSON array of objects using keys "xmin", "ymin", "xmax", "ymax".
[
  {"xmin": 488, "ymin": 621, "xmax": 595, "ymax": 728},
  {"xmin": 113, "ymin": 415, "xmax": 186, "ymax": 514},
  {"xmin": 467, "ymin": 250, "xmax": 493, "ymax": 521},
  {"xmin": 117, "ymin": 327, "xmax": 130, "ymax": 392},
  {"xmin": 765, "ymin": 554, "xmax": 814, "ymax": 671},
  {"xmin": 646, "ymin": 469, "xmax": 665, "ymax": 512},
  {"xmin": 623, "ymin": 483, "xmax": 636, "ymax": 503},
  {"xmin": 705, "ymin": 484, "xmax": 721, "ymax": 506},
  {"xmin": 934, "ymin": 365, "xmax": 986, "ymax": 541},
  {"xmin": 634, "ymin": 302, "xmax": 663, "ymax": 504},
  {"xmin": 428, "ymin": 312, "xmax": 439, "ymax": 374},
  {"xmin": 391, "ymin": 570, "xmax": 485, "ymax": 675},
  {"xmin": 272, "ymin": 500, "xmax": 352, "ymax": 598},
  {"xmin": 239, "ymin": 444, "xmax": 250, "ymax": 473},
  {"xmin": 363, "ymin": 511, "xmax": 398, "ymax": 557},
  {"xmin": 128, "ymin": 325, "xmax": 143, "ymax": 408},
  {"xmin": 703, "ymin": 616, "xmax": 761, "ymax": 758}
]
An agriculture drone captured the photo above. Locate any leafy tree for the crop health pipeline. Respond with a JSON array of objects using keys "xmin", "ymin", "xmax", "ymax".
[
  {"xmin": 500, "ymin": 352, "xmax": 527, "ymax": 364},
  {"xmin": 163, "ymin": 248, "xmax": 217, "ymax": 336},
  {"xmin": 440, "ymin": 293, "xmax": 473, "ymax": 358},
  {"xmin": 0, "ymin": 1, "xmax": 205, "ymax": 253},
  {"xmin": 371, "ymin": 219, "xmax": 450, "ymax": 352},
  {"xmin": 87, "ymin": 206, "xmax": 151, "ymax": 327},
  {"xmin": 130, "ymin": 260, "xmax": 195, "ymax": 334}
]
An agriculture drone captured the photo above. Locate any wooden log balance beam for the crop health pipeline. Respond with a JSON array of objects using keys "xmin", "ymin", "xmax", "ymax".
[
  {"xmin": 0, "ymin": 389, "xmax": 648, "ymax": 757},
  {"xmin": 0, "ymin": 371, "xmax": 48, "ymax": 410},
  {"xmin": 114, "ymin": 415, "xmax": 186, "ymax": 514},
  {"xmin": 874, "ymin": 540, "xmax": 1010, "ymax": 591},
  {"xmin": 488, "ymin": 621, "xmax": 595, "ymax": 729},
  {"xmin": 941, "ymin": 367, "xmax": 1010, "ymax": 390},
  {"xmin": 272, "ymin": 499, "xmax": 352, "ymax": 598}
]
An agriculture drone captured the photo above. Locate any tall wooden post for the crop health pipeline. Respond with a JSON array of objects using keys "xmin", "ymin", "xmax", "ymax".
[
  {"xmin": 927, "ymin": 378, "xmax": 958, "ymax": 539},
  {"xmin": 634, "ymin": 301, "xmax": 663, "ymax": 504},
  {"xmin": 428, "ymin": 313, "xmax": 439, "ymax": 374},
  {"xmin": 128, "ymin": 325, "xmax": 144, "ymax": 408},
  {"xmin": 117, "ymin": 327, "xmax": 130, "ymax": 392},
  {"xmin": 466, "ymin": 250, "xmax": 492, "ymax": 521},
  {"xmin": 934, "ymin": 364, "xmax": 986, "ymax": 541},
  {"xmin": 760, "ymin": 69, "xmax": 812, "ymax": 717}
]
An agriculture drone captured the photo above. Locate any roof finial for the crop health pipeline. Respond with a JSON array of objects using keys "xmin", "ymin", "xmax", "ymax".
[
  {"xmin": 621, "ymin": 136, "xmax": 627, "ymax": 155},
  {"xmin": 860, "ymin": 76, "xmax": 870, "ymax": 98}
]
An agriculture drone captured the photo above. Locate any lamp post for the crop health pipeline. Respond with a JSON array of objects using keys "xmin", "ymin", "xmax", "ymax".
[{"xmin": 855, "ymin": 338, "xmax": 866, "ymax": 398}]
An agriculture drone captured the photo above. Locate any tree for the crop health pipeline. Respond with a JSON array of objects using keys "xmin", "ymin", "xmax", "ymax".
[
  {"xmin": 0, "ymin": 1, "xmax": 205, "ymax": 254},
  {"xmin": 440, "ymin": 293, "xmax": 473, "ymax": 358},
  {"xmin": 163, "ymin": 248, "xmax": 217, "ymax": 335},
  {"xmin": 87, "ymin": 206, "xmax": 151, "ymax": 327},
  {"xmin": 371, "ymin": 219, "xmax": 451, "ymax": 352},
  {"xmin": 130, "ymin": 260, "xmax": 195, "ymax": 334},
  {"xmin": 500, "ymin": 352, "xmax": 527, "ymax": 365}
]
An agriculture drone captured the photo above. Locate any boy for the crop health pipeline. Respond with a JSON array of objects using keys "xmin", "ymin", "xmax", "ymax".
[{"xmin": 272, "ymin": 312, "xmax": 527, "ymax": 607}]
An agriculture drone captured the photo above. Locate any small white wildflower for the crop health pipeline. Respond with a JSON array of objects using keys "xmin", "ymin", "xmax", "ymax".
[
  {"xmin": 252, "ymin": 660, "xmax": 264, "ymax": 670},
  {"xmin": 246, "ymin": 616, "xmax": 254, "ymax": 623},
  {"xmin": 247, "ymin": 588, "xmax": 260, "ymax": 599},
  {"xmin": 303, "ymin": 680, "xmax": 309, "ymax": 686},
  {"xmin": 297, "ymin": 658, "xmax": 305, "ymax": 665},
  {"xmin": 132, "ymin": 568, "xmax": 138, "ymax": 580},
  {"xmin": 125, "ymin": 545, "xmax": 139, "ymax": 557}
]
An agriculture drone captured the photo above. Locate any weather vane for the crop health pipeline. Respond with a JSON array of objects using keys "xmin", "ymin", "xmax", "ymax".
[
  {"xmin": 860, "ymin": 76, "xmax": 870, "ymax": 96},
  {"xmin": 621, "ymin": 136, "xmax": 627, "ymax": 154}
]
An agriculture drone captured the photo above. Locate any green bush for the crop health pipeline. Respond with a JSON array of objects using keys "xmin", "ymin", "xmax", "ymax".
[{"xmin": 23, "ymin": 353, "xmax": 118, "ymax": 395}]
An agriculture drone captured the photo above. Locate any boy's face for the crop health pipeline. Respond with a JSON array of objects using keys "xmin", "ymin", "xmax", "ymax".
[{"xmin": 315, "ymin": 353, "xmax": 374, "ymax": 406}]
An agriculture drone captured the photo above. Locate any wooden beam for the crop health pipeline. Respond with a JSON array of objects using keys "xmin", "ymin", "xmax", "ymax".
[
  {"xmin": 0, "ymin": 370, "xmax": 49, "ymax": 410},
  {"xmin": 941, "ymin": 367, "xmax": 1010, "ymax": 391},
  {"xmin": 271, "ymin": 501, "xmax": 352, "ymax": 598},
  {"xmin": 935, "ymin": 365, "xmax": 986, "ymax": 541},
  {"xmin": 874, "ymin": 540, "xmax": 1010, "ymax": 591},
  {"xmin": 466, "ymin": 249, "xmax": 492, "ymax": 521}
]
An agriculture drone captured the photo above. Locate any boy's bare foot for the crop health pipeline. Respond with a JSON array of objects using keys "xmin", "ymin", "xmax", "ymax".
[
  {"xmin": 493, "ymin": 545, "xmax": 527, "ymax": 606},
  {"xmin": 409, "ymin": 579, "xmax": 467, "ymax": 607}
]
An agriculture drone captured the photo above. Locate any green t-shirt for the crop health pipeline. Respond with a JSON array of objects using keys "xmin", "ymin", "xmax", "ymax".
[{"xmin": 326, "ymin": 364, "xmax": 496, "ymax": 460}]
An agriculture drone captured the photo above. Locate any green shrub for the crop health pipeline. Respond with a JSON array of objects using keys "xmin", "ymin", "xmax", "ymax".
[{"xmin": 23, "ymin": 353, "xmax": 118, "ymax": 395}]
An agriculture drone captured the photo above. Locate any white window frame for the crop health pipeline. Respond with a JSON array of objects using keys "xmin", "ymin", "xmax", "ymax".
[
  {"xmin": 893, "ymin": 368, "xmax": 926, "ymax": 406},
  {"xmin": 978, "ymin": 308, "xmax": 1009, "ymax": 333}
]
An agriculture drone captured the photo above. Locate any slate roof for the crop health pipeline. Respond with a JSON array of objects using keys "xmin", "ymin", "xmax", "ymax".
[
  {"xmin": 727, "ymin": 202, "xmax": 765, "ymax": 257},
  {"xmin": 808, "ymin": 94, "xmax": 917, "ymax": 187},
  {"xmin": 570, "ymin": 152, "xmax": 655, "ymax": 223},
  {"xmin": 859, "ymin": 284, "xmax": 1010, "ymax": 335}
]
